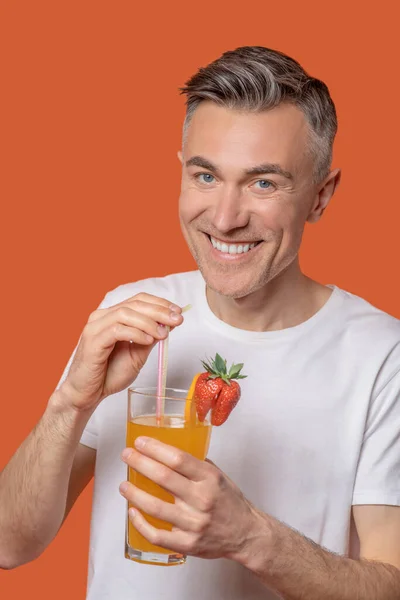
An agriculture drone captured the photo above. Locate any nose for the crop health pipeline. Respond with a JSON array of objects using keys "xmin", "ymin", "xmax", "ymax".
[{"xmin": 210, "ymin": 186, "xmax": 250, "ymax": 234}]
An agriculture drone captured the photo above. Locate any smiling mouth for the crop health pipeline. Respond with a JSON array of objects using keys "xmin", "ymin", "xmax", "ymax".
[{"xmin": 206, "ymin": 234, "xmax": 262, "ymax": 255}]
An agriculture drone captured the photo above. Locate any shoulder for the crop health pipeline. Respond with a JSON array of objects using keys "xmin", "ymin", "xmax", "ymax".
[
  {"xmin": 336, "ymin": 286, "xmax": 400, "ymax": 339},
  {"xmin": 99, "ymin": 270, "xmax": 202, "ymax": 309},
  {"xmin": 335, "ymin": 286, "xmax": 400, "ymax": 386}
]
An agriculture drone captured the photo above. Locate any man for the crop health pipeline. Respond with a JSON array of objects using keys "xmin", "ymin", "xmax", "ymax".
[{"xmin": 1, "ymin": 46, "xmax": 400, "ymax": 599}]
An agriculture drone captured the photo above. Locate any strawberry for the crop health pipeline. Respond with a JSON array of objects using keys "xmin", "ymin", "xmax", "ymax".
[
  {"xmin": 194, "ymin": 353, "xmax": 246, "ymax": 425},
  {"xmin": 193, "ymin": 372, "xmax": 223, "ymax": 422},
  {"xmin": 211, "ymin": 380, "xmax": 242, "ymax": 426}
]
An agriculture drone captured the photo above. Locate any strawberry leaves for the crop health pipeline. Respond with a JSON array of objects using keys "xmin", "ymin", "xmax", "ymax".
[
  {"xmin": 214, "ymin": 353, "xmax": 226, "ymax": 373},
  {"xmin": 228, "ymin": 362, "xmax": 246, "ymax": 380},
  {"xmin": 201, "ymin": 353, "xmax": 247, "ymax": 386},
  {"xmin": 194, "ymin": 353, "xmax": 246, "ymax": 425}
]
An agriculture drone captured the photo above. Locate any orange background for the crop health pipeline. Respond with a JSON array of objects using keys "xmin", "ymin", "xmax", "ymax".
[{"xmin": 1, "ymin": 0, "xmax": 399, "ymax": 597}]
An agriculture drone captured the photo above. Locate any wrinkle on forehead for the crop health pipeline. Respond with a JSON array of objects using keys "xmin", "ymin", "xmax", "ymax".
[{"xmin": 183, "ymin": 102, "xmax": 314, "ymax": 181}]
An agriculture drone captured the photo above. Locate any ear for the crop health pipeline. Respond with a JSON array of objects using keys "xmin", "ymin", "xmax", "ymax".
[
  {"xmin": 307, "ymin": 168, "xmax": 341, "ymax": 224},
  {"xmin": 177, "ymin": 150, "xmax": 183, "ymax": 164}
]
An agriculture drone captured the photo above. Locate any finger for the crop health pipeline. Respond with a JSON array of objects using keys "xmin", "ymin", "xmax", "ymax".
[
  {"xmin": 129, "ymin": 293, "xmax": 182, "ymax": 313},
  {"xmin": 110, "ymin": 300, "xmax": 184, "ymax": 328},
  {"xmin": 132, "ymin": 437, "xmax": 209, "ymax": 482},
  {"xmin": 122, "ymin": 448, "xmax": 191, "ymax": 499},
  {"xmin": 128, "ymin": 508, "xmax": 193, "ymax": 554},
  {"xmin": 120, "ymin": 482, "xmax": 199, "ymax": 531},
  {"xmin": 89, "ymin": 294, "xmax": 182, "ymax": 322},
  {"xmin": 86, "ymin": 306, "xmax": 182, "ymax": 341},
  {"xmin": 98, "ymin": 324, "xmax": 155, "ymax": 349}
]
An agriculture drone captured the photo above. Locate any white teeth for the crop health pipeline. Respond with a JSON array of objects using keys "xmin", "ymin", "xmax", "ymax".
[{"xmin": 210, "ymin": 237, "xmax": 258, "ymax": 255}]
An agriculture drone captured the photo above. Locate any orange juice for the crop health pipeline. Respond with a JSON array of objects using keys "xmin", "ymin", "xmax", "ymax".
[{"xmin": 126, "ymin": 414, "xmax": 211, "ymax": 559}]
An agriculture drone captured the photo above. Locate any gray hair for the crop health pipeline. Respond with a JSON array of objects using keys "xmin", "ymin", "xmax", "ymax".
[{"xmin": 180, "ymin": 46, "xmax": 337, "ymax": 183}]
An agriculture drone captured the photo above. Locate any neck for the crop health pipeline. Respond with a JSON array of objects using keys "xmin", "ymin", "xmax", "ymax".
[{"xmin": 206, "ymin": 260, "xmax": 332, "ymax": 332}]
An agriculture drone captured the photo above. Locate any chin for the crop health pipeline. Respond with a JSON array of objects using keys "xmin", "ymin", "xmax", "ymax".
[{"xmin": 198, "ymin": 263, "xmax": 265, "ymax": 299}]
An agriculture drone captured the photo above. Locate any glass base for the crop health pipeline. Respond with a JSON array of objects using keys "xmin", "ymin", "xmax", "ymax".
[{"xmin": 125, "ymin": 543, "xmax": 186, "ymax": 566}]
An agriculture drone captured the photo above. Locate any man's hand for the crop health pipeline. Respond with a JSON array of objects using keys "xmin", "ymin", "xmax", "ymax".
[
  {"xmin": 60, "ymin": 293, "xmax": 183, "ymax": 413},
  {"xmin": 119, "ymin": 437, "xmax": 262, "ymax": 560},
  {"xmin": 119, "ymin": 439, "xmax": 400, "ymax": 600}
]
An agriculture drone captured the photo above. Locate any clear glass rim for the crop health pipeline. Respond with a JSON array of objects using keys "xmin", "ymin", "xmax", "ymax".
[{"xmin": 128, "ymin": 386, "xmax": 191, "ymax": 402}]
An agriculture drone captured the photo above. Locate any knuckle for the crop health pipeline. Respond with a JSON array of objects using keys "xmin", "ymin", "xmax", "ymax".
[
  {"xmin": 192, "ymin": 513, "xmax": 211, "ymax": 534},
  {"xmin": 88, "ymin": 310, "xmax": 99, "ymax": 322},
  {"xmin": 128, "ymin": 299, "xmax": 141, "ymax": 310},
  {"xmin": 157, "ymin": 466, "xmax": 172, "ymax": 486},
  {"xmin": 197, "ymin": 490, "xmax": 215, "ymax": 512},
  {"xmin": 170, "ymin": 450, "xmax": 185, "ymax": 470},
  {"xmin": 118, "ymin": 306, "xmax": 131, "ymax": 321},
  {"xmin": 202, "ymin": 495, "xmax": 215, "ymax": 512},
  {"xmin": 112, "ymin": 322, "xmax": 123, "ymax": 338},
  {"xmin": 134, "ymin": 293, "xmax": 145, "ymax": 302},
  {"xmin": 148, "ymin": 496, "xmax": 160, "ymax": 515},
  {"xmin": 201, "ymin": 511, "xmax": 212, "ymax": 528},
  {"xmin": 182, "ymin": 536, "xmax": 197, "ymax": 554},
  {"xmin": 190, "ymin": 520, "xmax": 203, "ymax": 534},
  {"xmin": 209, "ymin": 468, "xmax": 224, "ymax": 490},
  {"xmin": 148, "ymin": 529, "xmax": 161, "ymax": 546}
]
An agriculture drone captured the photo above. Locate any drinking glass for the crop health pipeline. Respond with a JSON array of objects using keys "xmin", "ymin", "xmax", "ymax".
[{"xmin": 125, "ymin": 387, "xmax": 212, "ymax": 566}]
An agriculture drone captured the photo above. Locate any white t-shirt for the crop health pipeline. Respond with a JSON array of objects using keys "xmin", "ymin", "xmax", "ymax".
[{"xmin": 62, "ymin": 271, "xmax": 400, "ymax": 600}]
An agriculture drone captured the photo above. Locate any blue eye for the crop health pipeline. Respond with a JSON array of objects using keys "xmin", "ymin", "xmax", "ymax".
[
  {"xmin": 197, "ymin": 173, "xmax": 215, "ymax": 184},
  {"xmin": 255, "ymin": 180, "xmax": 272, "ymax": 189}
]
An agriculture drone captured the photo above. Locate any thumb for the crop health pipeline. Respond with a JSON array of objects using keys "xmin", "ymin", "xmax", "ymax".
[{"xmin": 205, "ymin": 458, "xmax": 220, "ymax": 469}]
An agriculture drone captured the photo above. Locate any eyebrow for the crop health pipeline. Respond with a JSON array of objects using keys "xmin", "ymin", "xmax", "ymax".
[
  {"xmin": 185, "ymin": 155, "xmax": 293, "ymax": 180},
  {"xmin": 186, "ymin": 156, "xmax": 221, "ymax": 176}
]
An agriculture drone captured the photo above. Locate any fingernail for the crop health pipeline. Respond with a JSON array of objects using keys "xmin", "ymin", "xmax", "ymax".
[
  {"xmin": 119, "ymin": 482, "xmax": 129, "ymax": 494},
  {"xmin": 170, "ymin": 312, "xmax": 182, "ymax": 322},
  {"xmin": 169, "ymin": 304, "xmax": 182, "ymax": 312},
  {"xmin": 129, "ymin": 508, "xmax": 136, "ymax": 518},
  {"xmin": 122, "ymin": 448, "xmax": 133, "ymax": 460},
  {"xmin": 135, "ymin": 437, "xmax": 148, "ymax": 450}
]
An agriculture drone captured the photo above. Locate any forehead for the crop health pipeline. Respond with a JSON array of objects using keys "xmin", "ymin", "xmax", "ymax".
[{"xmin": 184, "ymin": 102, "xmax": 312, "ymax": 175}]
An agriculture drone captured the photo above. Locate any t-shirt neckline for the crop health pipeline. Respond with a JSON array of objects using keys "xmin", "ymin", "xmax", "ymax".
[{"xmin": 193, "ymin": 271, "xmax": 344, "ymax": 342}]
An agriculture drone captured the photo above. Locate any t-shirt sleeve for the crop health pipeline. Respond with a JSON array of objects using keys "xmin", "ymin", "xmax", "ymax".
[
  {"xmin": 79, "ymin": 410, "xmax": 98, "ymax": 450},
  {"xmin": 352, "ymin": 369, "xmax": 400, "ymax": 506},
  {"xmin": 56, "ymin": 344, "xmax": 79, "ymax": 390}
]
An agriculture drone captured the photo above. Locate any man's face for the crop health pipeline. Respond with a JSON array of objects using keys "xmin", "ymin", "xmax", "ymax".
[{"xmin": 179, "ymin": 102, "xmax": 324, "ymax": 299}]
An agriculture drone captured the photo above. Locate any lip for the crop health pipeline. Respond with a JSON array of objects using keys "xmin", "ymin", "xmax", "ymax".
[
  {"xmin": 209, "ymin": 234, "xmax": 261, "ymax": 246},
  {"xmin": 204, "ymin": 233, "xmax": 262, "ymax": 262}
]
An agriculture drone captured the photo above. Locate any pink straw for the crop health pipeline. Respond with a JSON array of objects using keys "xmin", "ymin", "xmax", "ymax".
[
  {"xmin": 156, "ymin": 325, "xmax": 169, "ymax": 424},
  {"xmin": 155, "ymin": 306, "xmax": 191, "ymax": 425}
]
